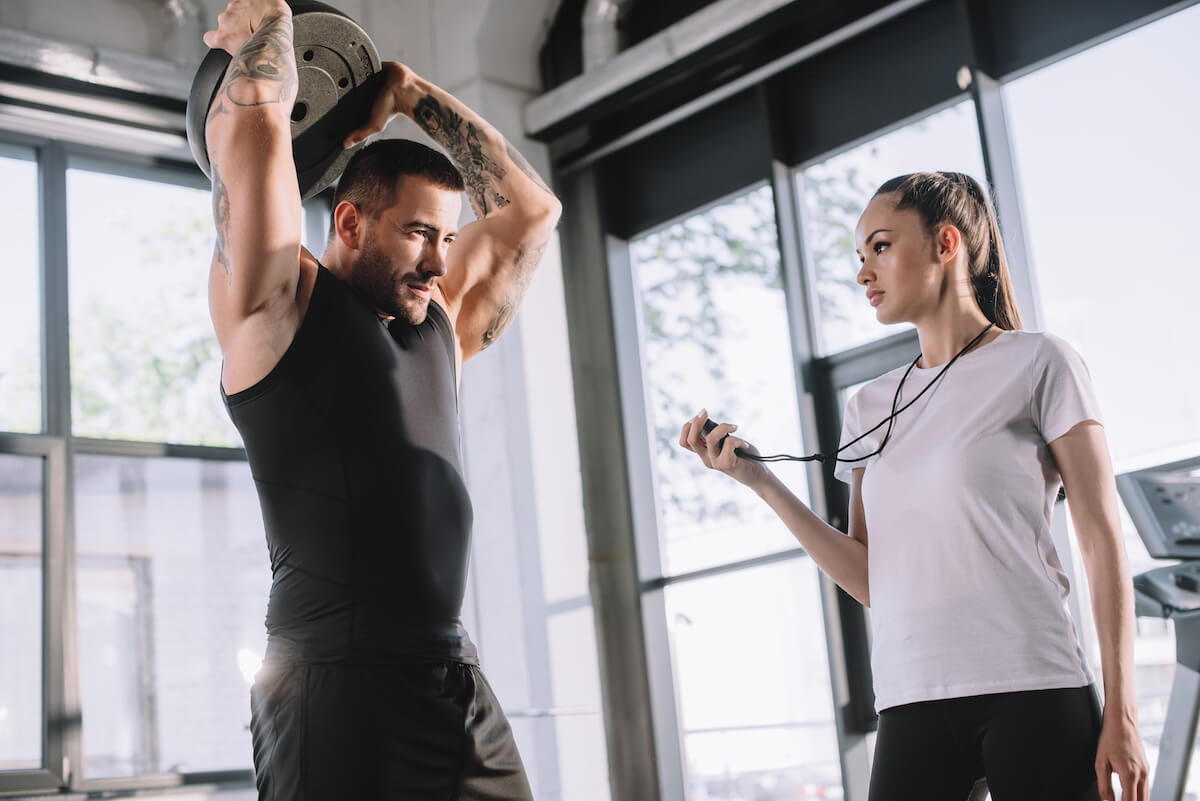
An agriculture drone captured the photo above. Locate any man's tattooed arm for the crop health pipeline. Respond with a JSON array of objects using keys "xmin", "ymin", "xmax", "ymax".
[
  {"xmin": 506, "ymin": 141, "xmax": 554, "ymax": 197},
  {"xmin": 411, "ymin": 94, "xmax": 513, "ymax": 218},
  {"xmin": 380, "ymin": 64, "xmax": 560, "ymax": 355},
  {"xmin": 408, "ymin": 90, "xmax": 557, "ymax": 223},
  {"xmin": 208, "ymin": 13, "xmax": 297, "ymax": 122},
  {"xmin": 480, "ymin": 241, "xmax": 547, "ymax": 351},
  {"xmin": 211, "ymin": 160, "xmax": 232, "ymax": 284},
  {"xmin": 203, "ymin": 6, "xmax": 299, "ymax": 298}
]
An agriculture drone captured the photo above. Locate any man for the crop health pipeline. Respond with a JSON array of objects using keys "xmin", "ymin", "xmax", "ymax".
[{"xmin": 202, "ymin": 1, "xmax": 560, "ymax": 798}]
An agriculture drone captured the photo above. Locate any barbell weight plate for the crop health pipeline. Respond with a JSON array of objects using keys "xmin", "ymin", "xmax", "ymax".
[{"xmin": 185, "ymin": 0, "xmax": 381, "ymax": 199}]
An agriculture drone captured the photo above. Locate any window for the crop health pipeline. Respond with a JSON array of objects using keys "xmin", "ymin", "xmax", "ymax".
[
  {"xmin": 75, "ymin": 455, "xmax": 268, "ymax": 778},
  {"xmin": 0, "ymin": 454, "xmax": 43, "ymax": 771},
  {"xmin": 665, "ymin": 560, "xmax": 840, "ymax": 799},
  {"xmin": 67, "ymin": 165, "xmax": 238, "ymax": 447},
  {"xmin": 0, "ymin": 148, "xmax": 41, "ymax": 435},
  {"xmin": 628, "ymin": 185, "xmax": 839, "ymax": 798},
  {"xmin": 798, "ymin": 101, "xmax": 988, "ymax": 356},
  {"xmin": 630, "ymin": 185, "xmax": 812, "ymax": 575},
  {"xmin": 1005, "ymin": 3, "xmax": 1200, "ymax": 790},
  {"xmin": 0, "ymin": 135, "xmax": 275, "ymax": 793}
]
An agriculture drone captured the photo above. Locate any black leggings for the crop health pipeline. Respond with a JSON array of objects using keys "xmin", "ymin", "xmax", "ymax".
[{"xmin": 869, "ymin": 686, "xmax": 1102, "ymax": 801}]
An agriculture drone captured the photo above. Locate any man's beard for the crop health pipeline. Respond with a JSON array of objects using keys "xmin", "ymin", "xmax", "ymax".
[{"xmin": 353, "ymin": 234, "xmax": 429, "ymax": 325}]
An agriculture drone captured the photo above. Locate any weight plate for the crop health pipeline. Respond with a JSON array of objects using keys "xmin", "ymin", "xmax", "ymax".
[{"xmin": 185, "ymin": 1, "xmax": 381, "ymax": 199}]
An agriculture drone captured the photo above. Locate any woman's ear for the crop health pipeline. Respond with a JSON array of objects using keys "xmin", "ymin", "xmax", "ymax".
[{"xmin": 936, "ymin": 223, "xmax": 962, "ymax": 264}]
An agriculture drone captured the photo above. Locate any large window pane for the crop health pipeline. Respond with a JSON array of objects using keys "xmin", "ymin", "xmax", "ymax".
[
  {"xmin": 0, "ymin": 454, "xmax": 43, "ymax": 771},
  {"xmin": 799, "ymin": 101, "xmax": 987, "ymax": 355},
  {"xmin": 1005, "ymin": 4, "xmax": 1200, "ymax": 790},
  {"xmin": 0, "ymin": 150, "xmax": 41, "ymax": 434},
  {"xmin": 67, "ymin": 167, "xmax": 239, "ymax": 446},
  {"xmin": 630, "ymin": 185, "xmax": 811, "ymax": 576},
  {"xmin": 665, "ymin": 559, "xmax": 839, "ymax": 799},
  {"xmin": 74, "ymin": 455, "xmax": 268, "ymax": 778}
]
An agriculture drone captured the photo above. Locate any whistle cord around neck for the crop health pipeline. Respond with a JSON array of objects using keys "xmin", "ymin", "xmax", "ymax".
[{"xmin": 733, "ymin": 323, "xmax": 995, "ymax": 465}]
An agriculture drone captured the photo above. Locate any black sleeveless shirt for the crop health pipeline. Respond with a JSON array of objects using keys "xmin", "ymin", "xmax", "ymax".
[{"xmin": 224, "ymin": 265, "xmax": 477, "ymax": 664}]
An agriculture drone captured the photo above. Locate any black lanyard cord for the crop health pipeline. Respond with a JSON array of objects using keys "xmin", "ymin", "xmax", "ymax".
[{"xmin": 729, "ymin": 323, "xmax": 995, "ymax": 464}]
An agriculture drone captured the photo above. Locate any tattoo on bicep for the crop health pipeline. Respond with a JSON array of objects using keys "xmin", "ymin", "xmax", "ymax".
[
  {"xmin": 218, "ymin": 13, "xmax": 297, "ymax": 110},
  {"xmin": 479, "ymin": 241, "xmax": 546, "ymax": 350},
  {"xmin": 212, "ymin": 165, "xmax": 233, "ymax": 285}
]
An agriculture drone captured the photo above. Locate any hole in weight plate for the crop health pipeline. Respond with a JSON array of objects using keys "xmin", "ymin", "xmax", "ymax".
[
  {"xmin": 303, "ymin": 50, "xmax": 314, "ymax": 61},
  {"xmin": 338, "ymin": 77, "xmax": 349, "ymax": 89},
  {"xmin": 291, "ymin": 102, "xmax": 308, "ymax": 122}
]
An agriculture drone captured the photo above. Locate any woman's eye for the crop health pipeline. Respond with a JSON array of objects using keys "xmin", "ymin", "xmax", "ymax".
[{"xmin": 873, "ymin": 241, "xmax": 890, "ymax": 254}]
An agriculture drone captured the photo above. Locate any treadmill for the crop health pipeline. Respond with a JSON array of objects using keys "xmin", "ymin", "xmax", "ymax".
[{"xmin": 1118, "ymin": 459, "xmax": 1200, "ymax": 801}]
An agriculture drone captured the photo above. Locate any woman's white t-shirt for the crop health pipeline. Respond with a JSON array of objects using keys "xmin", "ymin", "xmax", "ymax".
[{"xmin": 833, "ymin": 329, "xmax": 1101, "ymax": 712}]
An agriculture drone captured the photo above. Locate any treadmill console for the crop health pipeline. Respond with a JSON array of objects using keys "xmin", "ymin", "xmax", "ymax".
[
  {"xmin": 1134, "ymin": 562, "xmax": 1200, "ymax": 618},
  {"xmin": 1120, "ymin": 459, "xmax": 1200, "ymax": 801},
  {"xmin": 1117, "ymin": 470, "xmax": 1200, "ymax": 560}
]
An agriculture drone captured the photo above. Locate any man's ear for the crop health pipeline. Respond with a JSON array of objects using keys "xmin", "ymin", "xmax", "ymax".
[{"xmin": 333, "ymin": 201, "xmax": 363, "ymax": 250}]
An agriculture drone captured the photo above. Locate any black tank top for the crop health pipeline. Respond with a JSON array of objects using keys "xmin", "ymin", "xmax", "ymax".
[{"xmin": 224, "ymin": 265, "xmax": 477, "ymax": 664}]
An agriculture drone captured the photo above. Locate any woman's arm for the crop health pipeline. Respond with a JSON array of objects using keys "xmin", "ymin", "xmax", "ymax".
[
  {"xmin": 1050, "ymin": 420, "xmax": 1149, "ymax": 801},
  {"xmin": 681, "ymin": 410, "xmax": 870, "ymax": 605}
]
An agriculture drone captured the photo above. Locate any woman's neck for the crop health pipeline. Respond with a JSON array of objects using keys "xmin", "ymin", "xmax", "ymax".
[{"xmin": 914, "ymin": 310, "xmax": 996, "ymax": 369}]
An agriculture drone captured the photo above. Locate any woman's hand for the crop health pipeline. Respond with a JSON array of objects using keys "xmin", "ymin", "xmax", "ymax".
[
  {"xmin": 679, "ymin": 409, "xmax": 771, "ymax": 490},
  {"xmin": 1095, "ymin": 707, "xmax": 1149, "ymax": 801}
]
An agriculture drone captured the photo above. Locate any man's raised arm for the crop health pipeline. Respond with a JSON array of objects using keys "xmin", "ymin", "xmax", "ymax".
[
  {"xmin": 346, "ymin": 62, "xmax": 563, "ymax": 360},
  {"xmin": 203, "ymin": 1, "xmax": 303, "ymax": 357}
]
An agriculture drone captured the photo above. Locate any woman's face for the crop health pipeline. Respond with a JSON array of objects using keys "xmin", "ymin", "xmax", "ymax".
[{"xmin": 854, "ymin": 193, "xmax": 944, "ymax": 326}]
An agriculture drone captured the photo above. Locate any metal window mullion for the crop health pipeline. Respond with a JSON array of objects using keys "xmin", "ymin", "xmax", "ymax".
[
  {"xmin": 641, "ymin": 546, "xmax": 809, "ymax": 593},
  {"xmin": 774, "ymin": 162, "xmax": 872, "ymax": 801},
  {"xmin": 42, "ymin": 437, "xmax": 73, "ymax": 788},
  {"xmin": 70, "ymin": 437, "xmax": 246, "ymax": 461},
  {"xmin": 38, "ymin": 139, "xmax": 81, "ymax": 789},
  {"xmin": 40, "ymin": 141, "xmax": 70, "ymax": 440},
  {"xmin": 604, "ymin": 231, "xmax": 683, "ymax": 801},
  {"xmin": 78, "ymin": 770, "xmax": 254, "ymax": 794},
  {"xmin": 770, "ymin": 163, "xmax": 824, "ymax": 513},
  {"xmin": 824, "ymin": 330, "xmax": 921, "ymax": 391},
  {"xmin": 967, "ymin": 69, "xmax": 1045, "ymax": 332}
]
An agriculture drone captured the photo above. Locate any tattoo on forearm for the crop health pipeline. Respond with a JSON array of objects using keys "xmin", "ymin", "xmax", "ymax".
[
  {"xmin": 412, "ymin": 94, "xmax": 508, "ymax": 217},
  {"xmin": 211, "ymin": 13, "xmax": 297, "ymax": 116},
  {"xmin": 206, "ymin": 13, "xmax": 295, "ymax": 282},
  {"xmin": 411, "ymin": 93, "xmax": 558, "ymax": 219},
  {"xmin": 212, "ymin": 163, "xmax": 233, "ymax": 285},
  {"xmin": 480, "ymin": 241, "xmax": 546, "ymax": 350}
]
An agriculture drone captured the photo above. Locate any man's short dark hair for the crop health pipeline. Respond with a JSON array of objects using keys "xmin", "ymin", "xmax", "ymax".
[{"xmin": 328, "ymin": 139, "xmax": 465, "ymax": 237}]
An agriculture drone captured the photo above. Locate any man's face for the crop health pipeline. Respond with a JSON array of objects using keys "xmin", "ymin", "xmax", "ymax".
[{"xmin": 351, "ymin": 175, "xmax": 462, "ymax": 325}]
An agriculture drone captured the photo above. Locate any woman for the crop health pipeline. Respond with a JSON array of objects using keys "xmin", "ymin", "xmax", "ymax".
[{"xmin": 680, "ymin": 172, "xmax": 1148, "ymax": 801}]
